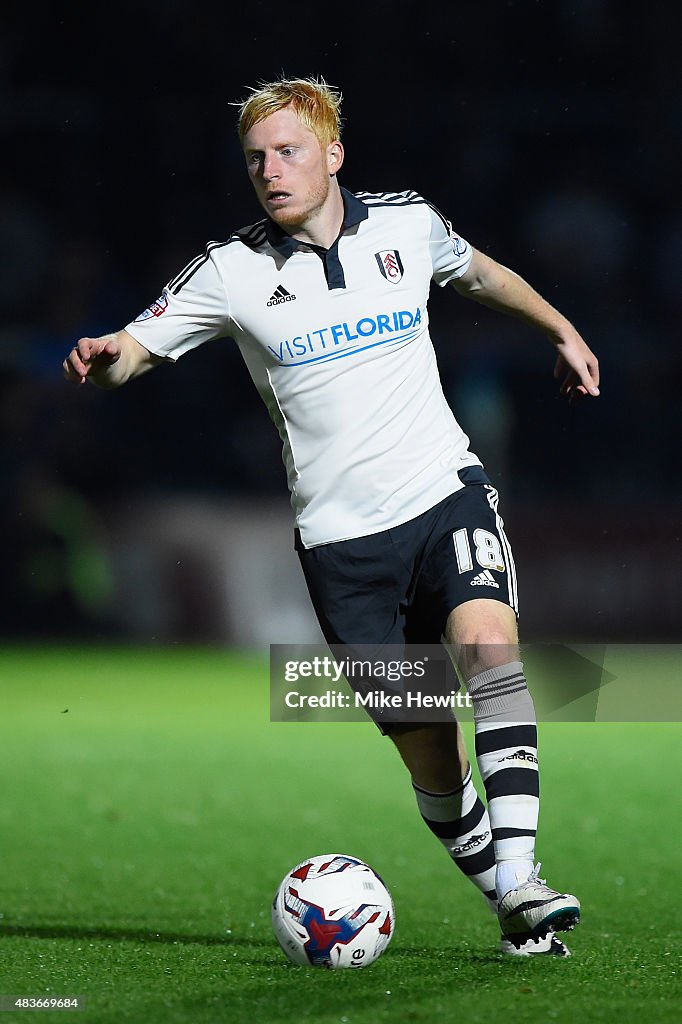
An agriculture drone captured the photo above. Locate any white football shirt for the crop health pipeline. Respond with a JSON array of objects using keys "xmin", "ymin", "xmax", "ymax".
[{"xmin": 125, "ymin": 188, "xmax": 483, "ymax": 547}]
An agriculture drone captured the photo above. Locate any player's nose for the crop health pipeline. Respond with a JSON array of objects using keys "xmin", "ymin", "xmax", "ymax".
[{"xmin": 262, "ymin": 153, "xmax": 281, "ymax": 181}]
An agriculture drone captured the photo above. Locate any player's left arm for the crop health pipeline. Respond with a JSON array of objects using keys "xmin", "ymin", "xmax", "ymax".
[{"xmin": 453, "ymin": 248, "xmax": 600, "ymax": 405}]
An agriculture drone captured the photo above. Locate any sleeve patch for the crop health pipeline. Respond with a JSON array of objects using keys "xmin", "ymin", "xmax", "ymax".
[
  {"xmin": 134, "ymin": 295, "xmax": 169, "ymax": 322},
  {"xmin": 450, "ymin": 230, "xmax": 468, "ymax": 258}
]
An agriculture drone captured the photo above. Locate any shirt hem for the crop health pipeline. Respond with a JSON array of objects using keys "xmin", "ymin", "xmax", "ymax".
[{"xmin": 296, "ymin": 460, "xmax": 483, "ymax": 549}]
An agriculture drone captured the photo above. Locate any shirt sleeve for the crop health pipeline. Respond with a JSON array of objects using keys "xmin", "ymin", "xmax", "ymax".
[
  {"xmin": 124, "ymin": 246, "xmax": 231, "ymax": 361},
  {"xmin": 427, "ymin": 202, "xmax": 473, "ymax": 286}
]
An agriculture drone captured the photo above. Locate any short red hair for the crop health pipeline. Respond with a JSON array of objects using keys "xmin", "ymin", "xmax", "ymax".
[{"xmin": 237, "ymin": 77, "xmax": 343, "ymax": 150}]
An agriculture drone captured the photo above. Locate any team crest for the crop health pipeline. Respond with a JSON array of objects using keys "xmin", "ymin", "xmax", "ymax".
[{"xmin": 375, "ymin": 250, "xmax": 404, "ymax": 284}]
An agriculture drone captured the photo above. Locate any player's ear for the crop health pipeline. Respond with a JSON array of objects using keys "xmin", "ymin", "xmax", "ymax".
[{"xmin": 327, "ymin": 140, "xmax": 344, "ymax": 177}]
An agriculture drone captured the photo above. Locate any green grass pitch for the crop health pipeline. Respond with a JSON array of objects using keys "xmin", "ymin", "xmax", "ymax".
[{"xmin": 0, "ymin": 646, "xmax": 679, "ymax": 1023}]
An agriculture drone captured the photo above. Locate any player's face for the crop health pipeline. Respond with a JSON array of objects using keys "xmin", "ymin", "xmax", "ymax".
[{"xmin": 243, "ymin": 107, "xmax": 343, "ymax": 232}]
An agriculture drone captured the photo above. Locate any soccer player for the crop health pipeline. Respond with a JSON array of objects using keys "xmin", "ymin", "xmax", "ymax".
[{"xmin": 64, "ymin": 78, "xmax": 599, "ymax": 957}]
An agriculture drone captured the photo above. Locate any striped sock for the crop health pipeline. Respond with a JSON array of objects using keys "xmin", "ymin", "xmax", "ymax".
[
  {"xmin": 466, "ymin": 661, "xmax": 540, "ymax": 900},
  {"xmin": 413, "ymin": 766, "xmax": 497, "ymax": 910}
]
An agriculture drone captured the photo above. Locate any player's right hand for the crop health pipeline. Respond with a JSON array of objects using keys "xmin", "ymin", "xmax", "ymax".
[{"xmin": 63, "ymin": 336, "xmax": 122, "ymax": 385}]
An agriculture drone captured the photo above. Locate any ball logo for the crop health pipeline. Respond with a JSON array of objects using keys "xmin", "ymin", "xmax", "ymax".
[{"xmin": 375, "ymin": 249, "xmax": 404, "ymax": 284}]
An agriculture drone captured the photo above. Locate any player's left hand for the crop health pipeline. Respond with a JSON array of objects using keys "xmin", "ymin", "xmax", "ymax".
[{"xmin": 552, "ymin": 332, "xmax": 600, "ymax": 407}]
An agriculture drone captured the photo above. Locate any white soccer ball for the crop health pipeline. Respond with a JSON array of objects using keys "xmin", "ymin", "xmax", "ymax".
[{"xmin": 272, "ymin": 853, "xmax": 395, "ymax": 969}]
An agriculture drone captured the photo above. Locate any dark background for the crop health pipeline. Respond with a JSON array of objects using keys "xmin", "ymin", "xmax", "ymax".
[{"xmin": 2, "ymin": 0, "xmax": 680, "ymax": 640}]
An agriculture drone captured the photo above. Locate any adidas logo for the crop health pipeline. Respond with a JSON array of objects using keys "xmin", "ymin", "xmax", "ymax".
[
  {"xmin": 267, "ymin": 285, "xmax": 296, "ymax": 306},
  {"xmin": 470, "ymin": 569, "xmax": 500, "ymax": 588},
  {"xmin": 451, "ymin": 831, "xmax": 490, "ymax": 855},
  {"xmin": 498, "ymin": 749, "xmax": 539, "ymax": 764}
]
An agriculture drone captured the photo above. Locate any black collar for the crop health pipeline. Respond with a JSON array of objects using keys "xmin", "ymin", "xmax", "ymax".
[{"xmin": 264, "ymin": 186, "xmax": 369, "ymax": 257}]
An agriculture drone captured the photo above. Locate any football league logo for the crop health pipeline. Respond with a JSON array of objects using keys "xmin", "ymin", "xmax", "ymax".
[
  {"xmin": 375, "ymin": 250, "xmax": 404, "ymax": 284},
  {"xmin": 450, "ymin": 230, "xmax": 468, "ymax": 257},
  {"xmin": 134, "ymin": 295, "xmax": 168, "ymax": 322}
]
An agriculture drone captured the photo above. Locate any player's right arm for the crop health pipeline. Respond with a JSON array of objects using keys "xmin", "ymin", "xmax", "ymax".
[
  {"xmin": 64, "ymin": 245, "xmax": 231, "ymax": 387},
  {"xmin": 63, "ymin": 330, "xmax": 165, "ymax": 389}
]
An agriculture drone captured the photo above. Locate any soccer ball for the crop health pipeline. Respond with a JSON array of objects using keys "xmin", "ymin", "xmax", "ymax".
[{"xmin": 272, "ymin": 853, "xmax": 395, "ymax": 969}]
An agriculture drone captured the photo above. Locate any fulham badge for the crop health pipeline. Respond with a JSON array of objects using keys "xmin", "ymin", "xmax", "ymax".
[{"xmin": 375, "ymin": 249, "xmax": 404, "ymax": 284}]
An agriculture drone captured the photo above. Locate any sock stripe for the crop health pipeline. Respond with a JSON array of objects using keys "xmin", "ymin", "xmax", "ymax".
[
  {"xmin": 412, "ymin": 767, "xmax": 472, "ymax": 799},
  {"xmin": 453, "ymin": 843, "xmax": 497, "ymax": 877},
  {"xmin": 471, "ymin": 672, "xmax": 525, "ymax": 692},
  {"xmin": 420, "ymin": 797, "xmax": 488, "ymax": 840},
  {"xmin": 485, "ymin": 767, "xmax": 540, "ymax": 800},
  {"xmin": 471, "ymin": 684, "xmax": 529, "ymax": 705},
  {"xmin": 471, "ymin": 679, "xmax": 526, "ymax": 696},
  {"xmin": 475, "ymin": 724, "xmax": 537, "ymax": 755},
  {"xmin": 492, "ymin": 826, "xmax": 537, "ymax": 840}
]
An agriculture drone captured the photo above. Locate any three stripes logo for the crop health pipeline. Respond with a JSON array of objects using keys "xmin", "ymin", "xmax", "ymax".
[
  {"xmin": 497, "ymin": 749, "xmax": 539, "ymax": 764},
  {"xmin": 267, "ymin": 285, "xmax": 296, "ymax": 306},
  {"xmin": 451, "ymin": 831, "xmax": 490, "ymax": 855},
  {"xmin": 470, "ymin": 569, "xmax": 500, "ymax": 588}
]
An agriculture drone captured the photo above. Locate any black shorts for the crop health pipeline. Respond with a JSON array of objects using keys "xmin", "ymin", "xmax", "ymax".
[
  {"xmin": 294, "ymin": 468, "xmax": 518, "ymax": 731},
  {"xmin": 295, "ymin": 466, "xmax": 519, "ymax": 649}
]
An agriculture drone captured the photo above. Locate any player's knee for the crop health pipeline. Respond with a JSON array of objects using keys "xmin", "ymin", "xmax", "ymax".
[
  {"xmin": 450, "ymin": 626, "xmax": 519, "ymax": 681},
  {"xmin": 460, "ymin": 641, "xmax": 518, "ymax": 682},
  {"xmin": 457, "ymin": 624, "xmax": 515, "ymax": 648},
  {"xmin": 445, "ymin": 602, "xmax": 518, "ymax": 680}
]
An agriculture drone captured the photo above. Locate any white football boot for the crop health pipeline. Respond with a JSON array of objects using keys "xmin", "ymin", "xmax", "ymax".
[
  {"xmin": 500, "ymin": 932, "xmax": 571, "ymax": 957},
  {"xmin": 497, "ymin": 863, "xmax": 580, "ymax": 943}
]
